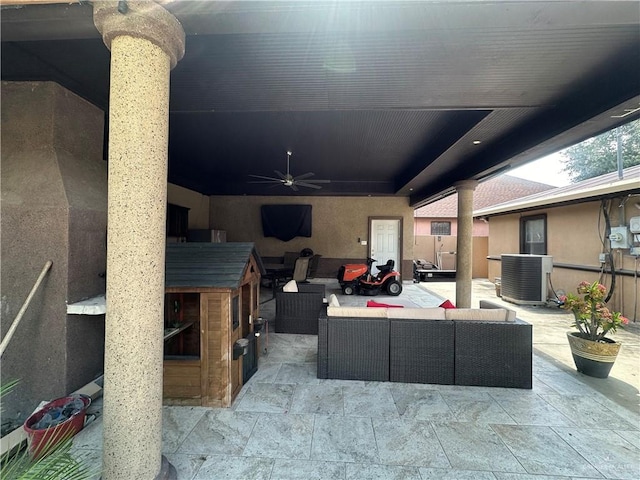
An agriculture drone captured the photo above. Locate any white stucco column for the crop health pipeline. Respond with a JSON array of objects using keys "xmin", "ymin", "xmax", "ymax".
[
  {"xmin": 455, "ymin": 180, "xmax": 478, "ymax": 308},
  {"xmin": 93, "ymin": 2, "xmax": 184, "ymax": 478}
]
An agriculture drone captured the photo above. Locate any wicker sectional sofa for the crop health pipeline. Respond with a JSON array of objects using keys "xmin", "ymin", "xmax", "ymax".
[
  {"xmin": 275, "ymin": 283, "xmax": 326, "ymax": 334},
  {"xmin": 317, "ymin": 300, "xmax": 532, "ymax": 389}
]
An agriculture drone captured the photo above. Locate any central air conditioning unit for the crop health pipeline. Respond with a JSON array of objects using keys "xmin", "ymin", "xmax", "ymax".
[{"xmin": 501, "ymin": 254, "xmax": 553, "ymax": 306}]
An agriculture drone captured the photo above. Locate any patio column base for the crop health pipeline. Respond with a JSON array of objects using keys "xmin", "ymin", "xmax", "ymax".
[{"xmin": 154, "ymin": 456, "xmax": 177, "ymax": 480}]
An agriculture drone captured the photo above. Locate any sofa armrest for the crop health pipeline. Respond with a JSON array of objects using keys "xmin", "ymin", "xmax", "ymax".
[
  {"xmin": 479, "ymin": 300, "xmax": 517, "ymax": 321},
  {"xmin": 297, "ymin": 283, "xmax": 326, "ymax": 296},
  {"xmin": 454, "ymin": 318, "xmax": 532, "ymax": 389}
]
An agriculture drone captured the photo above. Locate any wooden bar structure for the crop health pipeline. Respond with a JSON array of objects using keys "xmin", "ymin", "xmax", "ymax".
[{"xmin": 163, "ymin": 243, "xmax": 264, "ymax": 407}]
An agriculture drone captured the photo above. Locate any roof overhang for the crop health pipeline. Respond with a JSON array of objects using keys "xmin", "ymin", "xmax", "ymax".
[{"xmin": 2, "ymin": 1, "xmax": 639, "ymax": 205}]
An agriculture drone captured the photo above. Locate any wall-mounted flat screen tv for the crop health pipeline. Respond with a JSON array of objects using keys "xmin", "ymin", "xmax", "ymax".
[{"xmin": 261, "ymin": 204, "xmax": 312, "ymax": 241}]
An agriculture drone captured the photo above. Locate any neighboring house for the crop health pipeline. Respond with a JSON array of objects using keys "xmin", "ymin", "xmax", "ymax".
[
  {"xmin": 414, "ymin": 175, "xmax": 554, "ymax": 275},
  {"xmin": 475, "ymin": 166, "xmax": 640, "ymax": 319}
]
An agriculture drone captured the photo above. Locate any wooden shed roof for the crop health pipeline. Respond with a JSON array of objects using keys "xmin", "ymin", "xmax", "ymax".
[{"xmin": 165, "ymin": 242, "xmax": 264, "ymax": 289}]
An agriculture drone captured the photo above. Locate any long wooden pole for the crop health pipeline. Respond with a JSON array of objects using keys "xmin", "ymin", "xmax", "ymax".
[{"xmin": 0, "ymin": 260, "xmax": 53, "ymax": 357}]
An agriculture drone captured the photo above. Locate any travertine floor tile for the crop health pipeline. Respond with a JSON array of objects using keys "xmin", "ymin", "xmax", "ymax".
[
  {"xmin": 234, "ymin": 383, "xmax": 295, "ymax": 414},
  {"xmin": 290, "ymin": 384, "xmax": 344, "ymax": 415},
  {"xmin": 275, "ymin": 362, "xmax": 320, "ymax": 385},
  {"xmin": 431, "ymin": 422, "xmax": 526, "ymax": 473},
  {"xmin": 552, "ymin": 426, "xmax": 640, "ymax": 479},
  {"xmin": 270, "ymin": 459, "xmax": 346, "ymax": 480},
  {"xmin": 243, "ymin": 413, "xmax": 314, "ymax": 460},
  {"xmin": 192, "ymin": 454, "xmax": 273, "ymax": 480},
  {"xmin": 311, "ymin": 415, "xmax": 378, "ymax": 463},
  {"xmin": 345, "ymin": 463, "xmax": 422, "ymax": 480},
  {"xmin": 492, "ymin": 424, "xmax": 602, "ymax": 477},
  {"xmin": 372, "ymin": 417, "xmax": 450, "ymax": 468},
  {"xmin": 342, "ymin": 383, "xmax": 399, "ymax": 417},
  {"xmin": 176, "ymin": 409, "xmax": 259, "ymax": 455}
]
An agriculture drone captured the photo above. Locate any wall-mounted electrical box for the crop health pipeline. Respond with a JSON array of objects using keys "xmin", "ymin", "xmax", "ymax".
[
  {"xmin": 629, "ymin": 216, "xmax": 640, "ymax": 234},
  {"xmin": 609, "ymin": 226, "xmax": 631, "ymax": 249}
]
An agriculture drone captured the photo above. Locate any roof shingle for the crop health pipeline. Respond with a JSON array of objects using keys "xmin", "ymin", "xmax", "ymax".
[{"xmin": 415, "ymin": 175, "xmax": 554, "ymax": 217}]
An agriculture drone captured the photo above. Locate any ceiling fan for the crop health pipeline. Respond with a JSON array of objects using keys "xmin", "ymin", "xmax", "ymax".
[{"xmin": 248, "ymin": 151, "xmax": 330, "ymax": 191}]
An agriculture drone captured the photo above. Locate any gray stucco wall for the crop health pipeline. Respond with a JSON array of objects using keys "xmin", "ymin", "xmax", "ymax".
[{"xmin": 1, "ymin": 81, "xmax": 107, "ymax": 424}]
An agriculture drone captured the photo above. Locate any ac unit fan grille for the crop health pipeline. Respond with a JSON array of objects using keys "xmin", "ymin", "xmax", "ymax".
[
  {"xmin": 501, "ymin": 254, "xmax": 553, "ymax": 305},
  {"xmin": 502, "ymin": 255, "xmax": 544, "ymax": 302}
]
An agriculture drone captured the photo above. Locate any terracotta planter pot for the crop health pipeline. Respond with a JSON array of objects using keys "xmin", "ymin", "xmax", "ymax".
[{"xmin": 566, "ymin": 332, "xmax": 621, "ymax": 378}]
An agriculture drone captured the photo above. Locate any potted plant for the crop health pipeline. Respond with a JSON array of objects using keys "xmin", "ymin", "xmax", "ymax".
[
  {"xmin": 560, "ymin": 281, "xmax": 628, "ymax": 378},
  {"xmin": 1, "ymin": 380, "xmax": 99, "ymax": 479}
]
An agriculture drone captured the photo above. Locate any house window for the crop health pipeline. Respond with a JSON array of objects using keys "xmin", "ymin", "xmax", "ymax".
[
  {"xmin": 520, "ymin": 214, "xmax": 547, "ymax": 254},
  {"xmin": 430, "ymin": 221, "xmax": 451, "ymax": 236}
]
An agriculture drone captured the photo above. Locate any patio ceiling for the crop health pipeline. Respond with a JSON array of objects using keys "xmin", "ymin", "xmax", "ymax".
[{"xmin": 2, "ymin": 1, "xmax": 639, "ymax": 207}]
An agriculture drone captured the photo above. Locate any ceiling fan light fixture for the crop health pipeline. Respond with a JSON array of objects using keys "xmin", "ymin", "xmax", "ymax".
[{"xmin": 248, "ymin": 151, "xmax": 330, "ymax": 191}]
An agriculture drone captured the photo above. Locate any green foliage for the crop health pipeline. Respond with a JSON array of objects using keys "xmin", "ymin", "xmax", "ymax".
[
  {"xmin": 1, "ymin": 436, "xmax": 98, "ymax": 480},
  {"xmin": 560, "ymin": 119, "xmax": 640, "ymax": 182},
  {"xmin": 560, "ymin": 281, "xmax": 628, "ymax": 342}
]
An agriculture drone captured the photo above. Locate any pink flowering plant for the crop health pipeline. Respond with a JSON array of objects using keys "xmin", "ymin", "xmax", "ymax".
[{"xmin": 560, "ymin": 281, "xmax": 628, "ymax": 342}]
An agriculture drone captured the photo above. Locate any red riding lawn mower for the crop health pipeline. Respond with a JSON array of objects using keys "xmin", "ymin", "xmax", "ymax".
[{"xmin": 337, "ymin": 257, "xmax": 403, "ymax": 296}]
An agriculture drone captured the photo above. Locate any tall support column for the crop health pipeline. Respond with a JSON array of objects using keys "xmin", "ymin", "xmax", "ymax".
[
  {"xmin": 455, "ymin": 180, "xmax": 478, "ymax": 308},
  {"xmin": 93, "ymin": 2, "xmax": 184, "ymax": 479}
]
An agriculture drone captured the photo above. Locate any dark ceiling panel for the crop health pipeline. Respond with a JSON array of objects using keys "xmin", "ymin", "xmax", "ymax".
[{"xmin": 2, "ymin": 1, "xmax": 639, "ymax": 205}]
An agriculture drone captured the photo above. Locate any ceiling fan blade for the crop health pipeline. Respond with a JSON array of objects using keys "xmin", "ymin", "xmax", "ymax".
[
  {"xmin": 295, "ymin": 181, "xmax": 323, "ymax": 189},
  {"xmin": 290, "ymin": 183, "xmax": 299, "ymax": 191},
  {"xmin": 248, "ymin": 180, "xmax": 281, "ymax": 184},
  {"xmin": 274, "ymin": 170, "xmax": 286, "ymax": 180},
  {"xmin": 303, "ymin": 179, "xmax": 331, "ymax": 184},
  {"xmin": 293, "ymin": 172, "xmax": 315, "ymax": 181},
  {"xmin": 249, "ymin": 174, "xmax": 282, "ymax": 182}
]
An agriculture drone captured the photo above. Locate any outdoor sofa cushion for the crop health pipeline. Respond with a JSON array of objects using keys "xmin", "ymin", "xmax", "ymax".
[
  {"xmin": 445, "ymin": 308, "xmax": 514, "ymax": 322},
  {"xmin": 282, "ymin": 280, "xmax": 298, "ymax": 292},
  {"xmin": 327, "ymin": 306, "xmax": 387, "ymax": 318},
  {"xmin": 328, "ymin": 293, "xmax": 340, "ymax": 307},
  {"xmin": 387, "ymin": 307, "xmax": 446, "ymax": 320}
]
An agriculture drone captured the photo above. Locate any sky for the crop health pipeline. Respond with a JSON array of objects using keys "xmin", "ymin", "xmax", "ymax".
[{"xmin": 508, "ymin": 152, "xmax": 572, "ymax": 187}]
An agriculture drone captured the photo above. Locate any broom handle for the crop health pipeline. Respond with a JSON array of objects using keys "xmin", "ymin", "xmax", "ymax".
[{"xmin": 0, "ymin": 260, "xmax": 53, "ymax": 357}]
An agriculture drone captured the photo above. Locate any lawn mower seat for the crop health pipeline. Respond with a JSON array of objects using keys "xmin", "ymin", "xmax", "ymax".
[{"xmin": 377, "ymin": 259, "xmax": 394, "ymax": 275}]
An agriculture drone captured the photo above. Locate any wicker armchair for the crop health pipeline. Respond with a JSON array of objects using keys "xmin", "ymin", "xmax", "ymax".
[{"xmin": 275, "ymin": 283, "xmax": 326, "ymax": 334}]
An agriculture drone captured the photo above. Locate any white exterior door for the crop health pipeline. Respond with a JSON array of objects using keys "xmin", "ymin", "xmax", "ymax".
[{"xmin": 370, "ymin": 218, "xmax": 400, "ymax": 276}]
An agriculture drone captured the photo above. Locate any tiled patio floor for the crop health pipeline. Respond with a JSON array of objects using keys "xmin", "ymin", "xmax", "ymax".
[{"xmin": 71, "ymin": 279, "xmax": 640, "ymax": 479}]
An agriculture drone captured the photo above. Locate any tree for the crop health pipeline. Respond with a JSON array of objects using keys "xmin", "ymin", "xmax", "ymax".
[{"xmin": 560, "ymin": 118, "xmax": 640, "ymax": 182}]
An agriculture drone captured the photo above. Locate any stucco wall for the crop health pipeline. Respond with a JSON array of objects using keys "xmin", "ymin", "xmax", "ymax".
[
  {"xmin": 209, "ymin": 195, "xmax": 415, "ymax": 278},
  {"xmin": 487, "ymin": 200, "xmax": 638, "ymax": 319},
  {"xmin": 1, "ymin": 81, "xmax": 107, "ymax": 422},
  {"xmin": 167, "ymin": 183, "xmax": 210, "ymax": 229}
]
